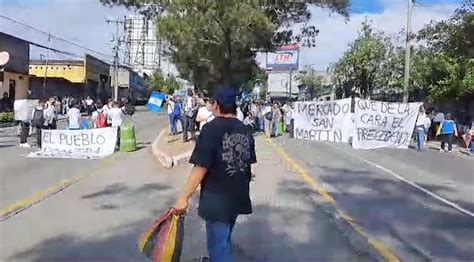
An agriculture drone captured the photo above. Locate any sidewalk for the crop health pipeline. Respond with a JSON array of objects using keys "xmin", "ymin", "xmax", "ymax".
[
  {"xmin": 410, "ymin": 139, "xmax": 472, "ymax": 156},
  {"xmin": 0, "ymin": 136, "xmax": 371, "ymax": 261}
]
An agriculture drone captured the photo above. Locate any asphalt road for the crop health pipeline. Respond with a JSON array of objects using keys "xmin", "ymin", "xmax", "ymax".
[
  {"xmin": 277, "ymin": 136, "xmax": 474, "ymax": 261},
  {"xmin": 0, "ymin": 108, "xmax": 165, "ymax": 210}
]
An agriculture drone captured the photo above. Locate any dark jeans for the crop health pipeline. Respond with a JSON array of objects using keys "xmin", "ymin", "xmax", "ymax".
[
  {"xmin": 169, "ymin": 113, "xmax": 177, "ymax": 135},
  {"xmin": 206, "ymin": 217, "xmax": 237, "ymax": 262},
  {"xmin": 35, "ymin": 126, "xmax": 43, "ymax": 148},
  {"xmin": 168, "ymin": 113, "xmax": 176, "ymax": 135},
  {"xmin": 288, "ymin": 119, "xmax": 294, "ymax": 138},
  {"xmin": 182, "ymin": 115, "xmax": 196, "ymax": 141},
  {"xmin": 20, "ymin": 122, "xmax": 30, "ymax": 144},
  {"xmin": 441, "ymin": 133, "xmax": 453, "ymax": 151}
]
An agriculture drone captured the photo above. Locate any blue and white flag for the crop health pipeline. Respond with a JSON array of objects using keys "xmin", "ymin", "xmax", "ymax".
[{"xmin": 147, "ymin": 91, "xmax": 166, "ymax": 113}]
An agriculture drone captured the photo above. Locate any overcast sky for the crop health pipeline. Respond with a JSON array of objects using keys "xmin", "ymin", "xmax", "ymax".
[{"xmin": 0, "ymin": 0, "xmax": 464, "ymax": 72}]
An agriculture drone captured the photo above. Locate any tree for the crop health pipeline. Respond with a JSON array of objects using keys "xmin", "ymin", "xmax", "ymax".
[
  {"xmin": 295, "ymin": 66, "xmax": 324, "ymax": 100},
  {"xmin": 413, "ymin": 6, "xmax": 474, "ymax": 103},
  {"xmin": 145, "ymin": 72, "xmax": 180, "ymax": 95},
  {"xmin": 332, "ymin": 21, "xmax": 401, "ymax": 99},
  {"xmin": 101, "ymin": 0, "xmax": 349, "ymax": 92}
]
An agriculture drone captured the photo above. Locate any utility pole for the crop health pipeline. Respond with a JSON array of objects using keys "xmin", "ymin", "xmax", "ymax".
[
  {"xmin": 106, "ymin": 18, "xmax": 124, "ymax": 101},
  {"xmin": 42, "ymin": 32, "xmax": 51, "ymax": 99},
  {"xmin": 403, "ymin": 0, "xmax": 414, "ymax": 103}
]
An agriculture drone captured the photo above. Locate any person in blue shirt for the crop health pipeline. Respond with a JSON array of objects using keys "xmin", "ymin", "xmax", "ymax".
[{"xmin": 437, "ymin": 113, "xmax": 458, "ymax": 153}]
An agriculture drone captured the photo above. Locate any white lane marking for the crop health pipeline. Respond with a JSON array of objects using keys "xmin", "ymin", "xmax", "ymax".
[{"xmin": 332, "ymin": 144, "xmax": 474, "ymax": 218}]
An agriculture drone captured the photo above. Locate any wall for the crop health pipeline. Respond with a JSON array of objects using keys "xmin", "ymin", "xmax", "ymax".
[
  {"xmin": 29, "ymin": 63, "xmax": 85, "ymax": 83},
  {"xmin": 29, "ymin": 77, "xmax": 83, "ymax": 100},
  {"xmin": 0, "ymin": 33, "xmax": 30, "ymax": 75},
  {"xmin": 1, "ymin": 71, "xmax": 29, "ymax": 99},
  {"xmin": 85, "ymin": 55, "xmax": 110, "ymax": 100},
  {"xmin": 110, "ymin": 67, "xmax": 130, "ymax": 88}
]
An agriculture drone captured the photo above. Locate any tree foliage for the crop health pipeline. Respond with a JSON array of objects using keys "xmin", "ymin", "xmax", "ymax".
[
  {"xmin": 332, "ymin": 21, "xmax": 401, "ymax": 99},
  {"xmin": 295, "ymin": 66, "xmax": 324, "ymax": 99},
  {"xmin": 100, "ymin": 0, "xmax": 349, "ymax": 92},
  {"xmin": 412, "ymin": 7, "xmax": 473, "ymax": 103},
  {"xmin": 145, "ymin": 72, "xmax": 180, "ymax": 95}
]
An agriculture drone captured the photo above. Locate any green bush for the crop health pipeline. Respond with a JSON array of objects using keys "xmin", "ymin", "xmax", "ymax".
[{"xmin": 0, "ymin": 112, "xmax": 14, "ymax": 123}]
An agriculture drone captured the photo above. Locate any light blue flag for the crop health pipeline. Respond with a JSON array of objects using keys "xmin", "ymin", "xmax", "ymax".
[{"xmin": 147, "ymin": 91, "xmax": 166, "ymax": 113}]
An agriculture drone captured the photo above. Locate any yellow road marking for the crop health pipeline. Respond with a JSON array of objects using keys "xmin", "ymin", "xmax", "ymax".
[
  {"xmin": 0, "ymin": 153, "xmax": 120, "ymax": 222},
  {"xmin": 265, "ymin": 138, "xmax": 400, "ymax": 262}
]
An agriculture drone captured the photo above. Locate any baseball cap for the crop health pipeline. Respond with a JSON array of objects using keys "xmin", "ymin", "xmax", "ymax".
[{"xmin": 212, "ymin": 86, "xmax": 238, "ymax": 107}]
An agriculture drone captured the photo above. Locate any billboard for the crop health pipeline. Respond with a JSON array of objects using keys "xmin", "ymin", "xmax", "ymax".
[{"xmin": 266, "ymin": 44, "xmax": 299, "ymax": 71}]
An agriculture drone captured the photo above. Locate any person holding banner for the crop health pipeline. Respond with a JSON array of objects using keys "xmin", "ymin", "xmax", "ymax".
[
  {"xmin": 31, "ymin": 101, "xmax": 46, "ymax": 148},
  {"xmin": 415, "ymin": 107, "xmax": 431, "ymax": 151}
]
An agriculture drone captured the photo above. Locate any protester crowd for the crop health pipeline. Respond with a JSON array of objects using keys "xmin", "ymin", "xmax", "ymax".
[
  {"xmin": 18, "ymin": 95, "xmax": 135, "ymax": 149},
  {"xmin": 165, "ymin": 88, "xmax": 296, "ymax": 144},
  {"xmin": 414, "ymin": 107, "xmax": 474, "ymax": 154}
]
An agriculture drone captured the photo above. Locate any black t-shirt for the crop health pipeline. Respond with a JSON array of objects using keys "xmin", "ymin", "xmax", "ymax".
[{"xmin": 189, "ymin": 116, "xmax": 257, "ymax": 223}]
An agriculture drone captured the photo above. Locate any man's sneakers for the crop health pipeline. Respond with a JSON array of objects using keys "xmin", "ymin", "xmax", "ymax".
[{"xmin": 19, "ymin": 143, "xmax": 31, "ymax": 148}]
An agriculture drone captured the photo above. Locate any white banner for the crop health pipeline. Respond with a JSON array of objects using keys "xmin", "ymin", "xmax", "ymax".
[
  {"xmin": 26, "ymin": 127, "xmax": 118, "ymax": 159},
  {"xmin": 352, "ymin": 99, "xmax": 421, "ymax": 149},
  {"xmin": 294, "ymin": 98, "xmax": 353, "ymax": 143}
]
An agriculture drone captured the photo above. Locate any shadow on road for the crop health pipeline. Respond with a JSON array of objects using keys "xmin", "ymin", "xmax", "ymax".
[
  {"xmin": 7, "ymin": 173, "xmax": 373, "ymax": 262},
  {"xmin": 317, "ymin": 165, "xmax": 474, "ymax": 261}
]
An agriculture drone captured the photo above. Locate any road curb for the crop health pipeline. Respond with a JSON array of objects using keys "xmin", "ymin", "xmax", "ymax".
[
  {"xmin": 266, "ymin": 138, "xmax": 400, "ymax": 262},
  {"xmin": 150, "ymin": 128, "xmax": 193, "ymax": 168}
]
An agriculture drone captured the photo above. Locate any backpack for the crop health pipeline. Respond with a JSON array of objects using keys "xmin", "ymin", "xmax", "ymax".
[
  {"xmin": 96, "ymin": 111, "xmax": 107, "ymax": 128},
  {"xmin": 173, "ymin": 102, "xmax": 181, "ymax": 116},
  {"xmin": 32, "ymin": 109, "xmax": 45, "ymax": 127},
  {"xmin": 264, "ymin": 111, "xmax": 273, "ymax": 121}
]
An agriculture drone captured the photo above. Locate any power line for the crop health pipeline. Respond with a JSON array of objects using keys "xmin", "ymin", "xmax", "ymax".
[{"xmin": 0, "ymin": 13, "xmax": 113, "ymax": 59}]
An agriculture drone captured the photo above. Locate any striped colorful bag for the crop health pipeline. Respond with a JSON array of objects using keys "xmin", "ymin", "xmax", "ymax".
[{"xmin": 138, "ymin": 209, "xmax": 185, "ymax": 262}]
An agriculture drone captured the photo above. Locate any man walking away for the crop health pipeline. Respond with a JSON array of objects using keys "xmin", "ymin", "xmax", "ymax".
[
  {"xmin": 31, "ymin": 101, "xmax": 46, "ymax": 148},
  {"xmin": 108, "ymin": 101, "xmax": 124, "ymax": 148},
  {"xmin": 183, "ymin": 88, "xmax": 198, "ymax": 142},
  {"xmin": 67, "ymin": 102, "xmax": 81, "ymax": 130},
  {"xmin": 91, "ymin": 102, "xmax": 107, "ymax": 128},
  {"xmin": 437, "ymin": 113, "xmax": 458, "ymax": 153},
  {"xmin": 174, "ymin": 87, "xmax": 257, "ymax": 262}
]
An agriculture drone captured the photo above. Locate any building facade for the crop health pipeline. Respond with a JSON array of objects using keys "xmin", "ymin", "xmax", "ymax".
[
  {"xmin": 0, "ymin": 32, "xmax": 30, "ymax": 104},
  {"xmin": 29, "ymin": 55, "xmax": 111, "ymax": 101},
  {"xmin": 110, "ymin": 66, "xmax": 146, "ymax": 102}
]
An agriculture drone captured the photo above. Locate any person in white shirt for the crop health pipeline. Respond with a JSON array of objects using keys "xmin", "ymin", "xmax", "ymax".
[
  {"xmin": 107, "ymin": 101, "xmax": 124, "ymax": 128},
  {"xmin": 67, "ymin": 102, "xmax": 81, "ymax": 130},
  {"xmin": 196, "ymin": 99, "xmax": 215, "ymax": 130},
  {"xmin": 415, "ymin": 107, "xmax": 431, "ymax": 151}
]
